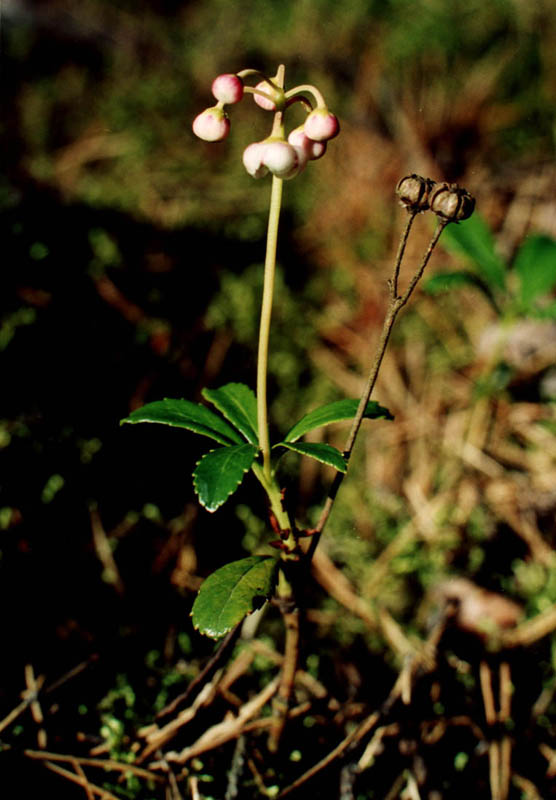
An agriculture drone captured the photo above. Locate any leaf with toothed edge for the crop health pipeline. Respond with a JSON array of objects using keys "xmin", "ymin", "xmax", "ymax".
[
  {"xmin": 202, "ymin": 383, "xmax": 259, "ymax": 444},
  {"xmin": 277, "ymin": 441, "xmax": 347, "ymax": 472},
  {"xmin": 283, "ymin": 399, "xmax": 392, "ymax": 443},
  {"xmin": 193, "ymin": 443, "xmax": 258, "ymax": 512},
  {"xmin": 191, "ymin": 556, "xmax": 279, "ymax": 639},
  {"xmin": 120, "ymin": 398, "xmax": 242, "ymax": 446}
]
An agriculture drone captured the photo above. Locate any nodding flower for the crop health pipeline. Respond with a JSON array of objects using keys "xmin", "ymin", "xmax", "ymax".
[
  {"xmin": 192, "ymin": 66, "xmax": 340, "ymax": 180},
  {"xmin": 192, "ymin": 106, "xmax": 230, "ymax": 142}
]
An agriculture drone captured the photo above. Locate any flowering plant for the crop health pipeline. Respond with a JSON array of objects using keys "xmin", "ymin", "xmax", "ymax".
[{"xmin": 121, "ymin": 65, "xmax": 474, "ymax": 755}]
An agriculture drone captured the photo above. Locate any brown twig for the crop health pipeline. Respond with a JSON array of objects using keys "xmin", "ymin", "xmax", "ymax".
[
  {"xmin": 277, "ymin": 711, "xmax": 380, "ymax": 798},
  {"xmin": 500, "ymin": 602, "xmax": 556, "ymax": 648},
  {"xmin": 268, "ymin": 603, "xmax": 300, "ymax": 752},
  {"xmin": 307, "ymin": 218, "xmax": 448, "ymax": 562},
  {"xmin": 25, "ymin": 663, "xmax": 47, "ymax": 749},
  {"xmin": 512, "ymin": 774, "xmax": 542, "ymax": 800},
  {"xmin": 41, "ymin": 760, "xmax": 122, "ymax": 800},
  {"xmin": 71, "ymin": 759, "xmax": 95, "ymax": 800},
  {"xmin": 277, "ymin": 597, "xmax": 451, "ymax": 797},
  {"xmin": 479, "ymin": 661, "xmax": 497, "ymax": 726},
  {"xmin": 25, "ymin": 749, "xmax": 164, "ymax": 783},
  {"xmin": 159, "ymin": 677, "xmax": 280, "ymax": 765},
  {"xmin": 156, "ymin": 624, "xmax": 241, "ymax": 720}
]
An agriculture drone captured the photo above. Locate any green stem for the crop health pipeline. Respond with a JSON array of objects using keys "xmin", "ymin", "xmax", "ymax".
[
  {"xmin": 257, "ymin": 175, "xmax": 284, "ymax": 482},
  {"xmin": 256, "ymin": 64, "xmax": 286, "ymax": 484},
  {"xmin": 284, "ymin": 84, "xmax": 326, "ymax": 108}
]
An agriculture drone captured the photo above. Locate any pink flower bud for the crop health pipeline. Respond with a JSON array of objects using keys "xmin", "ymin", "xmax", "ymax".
[
  {"xmin": 288, "ymin": 127, "xmax": 327, "ymax": 160},
  {"xmin": 211, "ymin": 73, "xmax": 244, "ymax": 105},
  {"xmin": 304, "ymin": 108, "xmax": 339, "ymax": 142},
  {"xmin": 192, "ymin": 107, "xmax": 230, "ymax": 142},
  {"xmin": 242, "ymin": 142, "xmax": 269, "ymax": 179},
  {"xmin": 262, "ymin": 141, "xmax": 299, "ymax": 178},
  {"xmin": 281, "ymin": 145, "xmax": 308, "ymax": 179},
  {"xmin": 253, "ymin": 80, "xmax": 281, "ymax": 111}
]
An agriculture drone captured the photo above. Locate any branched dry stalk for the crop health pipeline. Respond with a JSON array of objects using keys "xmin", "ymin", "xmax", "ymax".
[
  {"xmin": 267, "ymin": 211, "xmax": 450, "ymax": 751},
  {"xmin": 268, "ymin": 601, "xmax": 301, "ymax": 752},
  {"xmin": 307, "ymin": 212, "xmax": 448, "ymax": 560},
  {"xmin": 276, "ymin": 599, "xmax": 451, "ymax": 798},
  {"xmin": 480, "ymin": 661, "xmax": 513, "ymax": 800}
]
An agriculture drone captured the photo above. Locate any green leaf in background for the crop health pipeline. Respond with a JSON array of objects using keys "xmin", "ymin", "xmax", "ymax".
[
  {"xmin": 534, "ymin": 300, "xmax": 556, "ymax": 320},
  {"xmin": 423, "ymin": 270, "xmax": 500, "ymax": 311},
  {"xmin": 120, "ymin": 398, "xmax": 242, "ymax": 446},
  {"xmin": 283, "ymin": 399, "xmax": 393, "ymax": 443},
  {"xmin": 514, "ymin": 234, "xmax": 556, "ymax": 309},
  {"xmin": 193, "ymin": 443, "xmax": 258, "ymax": 512},
  {"xmin": 441, "ymin": 213, "xmax": 506, "ymax": 291},
  {"xmin": 278, "ymin": 441, "xmax": 348, "ymax": 472},
  {"xmin": 202, "ymin": 383, "xmax": 258, "ymax": 444},
  {"xmin": 191, "ymin": 556, "xmax": 279, "ymax": 639}
]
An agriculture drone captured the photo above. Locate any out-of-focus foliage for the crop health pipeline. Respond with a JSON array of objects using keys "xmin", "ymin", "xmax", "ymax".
[{"xmin": 3, "ymin": 0, "xmax": 556, "ymax": 797}]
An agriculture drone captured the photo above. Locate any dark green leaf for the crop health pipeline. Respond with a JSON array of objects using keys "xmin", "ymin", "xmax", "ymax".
[
  {"xmin": 202, "ymin": 383, "xmax": 258, "ymax": 444},
  {"xmin": 284, "ymin": 399, "xmax": 392, "ymax": 443},
  {"xmin": 441, "ymin": 214, "xmax": 506, "ymax": 290},
  {"xmin": 191, "ymin": 556, "xmax": 279, "ymax": 639},
  {"xmin": 120, "ymin": 398, "xmax": 242, "ymax": 445},
  {"xmin": 279, "ymin": 441, "xmax": 347, "ymax": 472},
  {"xmin": 193, "ymin": 444, "xmax": 258, "ymax": 512},
  {"xmin": 514, "ymin": 235, "xmax": 556, "ymax": 308}
]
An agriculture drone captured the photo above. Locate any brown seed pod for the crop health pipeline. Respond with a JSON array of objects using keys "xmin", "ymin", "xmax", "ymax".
[
  {"xmin": 429, "ymin": 182, "xmax": 475, "ymax": 222},
  {"xmin": 396, "ymin": 174, "xmax": 436, "ymax": 212}
]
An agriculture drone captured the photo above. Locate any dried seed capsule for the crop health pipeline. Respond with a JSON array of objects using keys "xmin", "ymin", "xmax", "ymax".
[
  {"xmin": 396, "ymin": 174, "xmax": 435, "ymax": 212},
  {"xmin": 429, "ymin": 182, "xmax": 475, "ymax": 222}
]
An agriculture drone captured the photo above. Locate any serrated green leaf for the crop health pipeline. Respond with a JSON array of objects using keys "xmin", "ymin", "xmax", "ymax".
[
  {"xmin": 193, "ymin": 444, "xmax": 258, "ymax": 512},
  {"xmin": 283, "ymin": 399, "xmax": 392, "ymax": 443},
  {"xmin": 279, "ymin": 441, "xmax": 347, "ymax": 472},
  {"xmin": 202, "ymin": 383, "xmax": 258, "ymax": 444},
  {"xmin": 441, "ymin": 214, "xmax": 506, "ymax": 290},
  {"xmin": 191, "ymin": 556, "xmax": 279, "ymax": 639},
  {"xmin": 120, "ymin": 398, "xmax": 242, "ymax": 445},
  {"xmin": 514, "ymin": 235, "xmax": 556, "ymax": 308}
]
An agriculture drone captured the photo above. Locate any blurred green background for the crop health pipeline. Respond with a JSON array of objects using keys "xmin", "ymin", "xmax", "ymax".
[{"xmin": 2, "ymin": 0, "xmax": 556, "ymax": 796}]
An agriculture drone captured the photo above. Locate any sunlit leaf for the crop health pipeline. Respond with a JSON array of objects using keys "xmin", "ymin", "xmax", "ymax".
[
  {"xmin": 202, "ymin": 383, "xmax": 258, "ymax": 444},
  {"xmin": 278, "ymin": 441, "xmax": 347, "ymax": 472},
  {"xmin": 283, "ymin": 399, "xmax": 392, "ymax": 443},
  {"xmin": 191, "ymin": 556, "xmax": 279, "ymax": 639},
  {"xmin": 120, "ymin": 398, "xmax": 242, "ymax": 445},
  {"xmin": 193, "ymin": 443, "xmax": 258, "ymax": 512}
]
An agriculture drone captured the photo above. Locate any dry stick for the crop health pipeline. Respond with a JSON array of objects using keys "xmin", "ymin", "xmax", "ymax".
[
  {"xmin": 155, "ymin": 624, "xmax": 241, "ymax": 720},
  {"xmin": 0, "ymin": 655, "xmax": 97, "ymax": 737},
  {"xmin": 42, "ymin": 760, "xmax": 122, "ymax": 800},
  {"xmin": 268, "ymin": 604, "xmax": 300, "ymax": 752},
  {"xmin": 277, "ymin": 597, "xmax": 451, "ymax": 798},
  {"xmin": 277, "ymin": 711, "xmax": 380, "ymax": 798},
  {"xmin": 25, "ymin": 663, "xmax": 47, "ymax": 749},
  {"xmin": 271, "ymin": 214, "xmax": 445, "ymax": 758},
  {"xmin": 189, "ymin": 776, "xmax": 202, "ymax": 800},
  {"xmin": 307, "ymin": 215, "xmax": 447, "ymax": 562},
  {"xmin": 498, "ymin": 662, "xmax": 512, "ymax": 800},
  {"xmin": 25, "ymin": 749, "xmax": 164, "ymax": 783}
]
